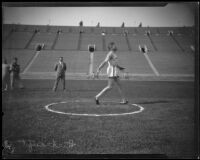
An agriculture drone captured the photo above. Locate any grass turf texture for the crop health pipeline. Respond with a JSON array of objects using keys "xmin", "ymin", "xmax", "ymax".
[{"xmin": 2, "ymin": 80, "xmax": 195, "ymax": 158}]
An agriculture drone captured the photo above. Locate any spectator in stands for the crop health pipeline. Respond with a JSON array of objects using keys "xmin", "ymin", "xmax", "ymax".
[
  {"xmin": 139, "ymin": 45, "xmax": 148, "ymax": 53},
  {"xmin": 96, "ymin": 22, "xmax": 100, "ymax": 27},
  {"xmin": 139, "ymin": 22, "xmax": 142, "ymax": 27},
  {"xmin": 52, "ymin": 57, "xmax": 67, "ymax": 92},
  {"xmin": 2, "ymin": 58, "xmax": 10, "ymax": 91},
  {"xmin": 10, "ymin": 57, "xmax": 24, "ymax": 90},
  {"xmin": 121, "ymin": 22, "xmax": 125, "ymax": 28},
  {"xmin": 95, "ymin": 42, "xmax": 128, "ymax": 105},
  {"xmin": 79, "ymin": 21, "xmax": 83, "ymax": 27}
]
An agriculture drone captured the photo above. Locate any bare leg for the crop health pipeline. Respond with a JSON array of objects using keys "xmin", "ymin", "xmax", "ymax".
[
  {"xmin": 62, "ymin": 76, "xmax": 66, "ymax": 90},
  {"xmin": 10, "ymin": 74, "xmax": 14, "ymax": 90},
  {"xmin": 18, "ymin": 76, "xmax": 24, "ymax": 89},
  {"xmin": 95, "ymin": 78, "xmax": 114, "ymax": 100},
  {"xmin": 115, "ymin": 78, "xmax": 127, "ymax": 102},
  {"xmin": 53, "ymin": 76, "xmax": 60, "ymax": 91}
]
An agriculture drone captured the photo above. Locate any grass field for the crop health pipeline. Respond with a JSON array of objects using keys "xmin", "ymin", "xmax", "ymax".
[{"xmin": 2, "ymin": 80, "xmax": 197, "ymax": 158}]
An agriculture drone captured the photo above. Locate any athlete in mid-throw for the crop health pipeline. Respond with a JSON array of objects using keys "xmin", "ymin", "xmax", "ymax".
[{"xmin": 95, "ymin": 42, "xmax": 128, "ymax": 105}]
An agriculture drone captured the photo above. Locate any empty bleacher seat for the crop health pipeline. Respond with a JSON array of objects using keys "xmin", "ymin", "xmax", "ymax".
[
  {"xmin": 3, "ymin": 32, "xmax": 33, "ymax": 49},
  {"xmin": 126, "ymin": 27, "xmax": 137, "ymax": 34},
  {"xmin": 114, "ymin": 27, "xmax": 123, "ymax": 34},
  {"xmin": 80, "ymin": 33, "xmax": 103, "ymax": 51},
  {"xmin": 28, "ymin": 32, "xmax": 57, "ymax": 50},
  {"xmin": 105, "ymin": 34, "xmax": 129, "ymax": 51},
  {"xmin": 101, "ymin": 27, "xmax": 114, "ymax": 34},
  {"xmin": 54, "ymin": 33, "xmax": 79, "ymax": 50},
  {"xmin": 128, "ymin": 35, "xmax": 154, "ymax": 51},
  {"xmin": 135, "ymin": 27, "xmax": 146, "ymax": 34},
  {"xmin": 150, "ymin": 35, "xmax": 181, "ymax": 51},
  {"xmin": 173, "ymin": 35, "xmax": 195, "ymax": 52},
  {"xmin": 27, "ymin": 50, "xmax": 89, "ymax": 74}
]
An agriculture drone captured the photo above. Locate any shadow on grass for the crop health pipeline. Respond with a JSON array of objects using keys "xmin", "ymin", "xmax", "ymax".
[{"xmin": 137, "ymin": 100, "xmax": 171, "ymax": 105}]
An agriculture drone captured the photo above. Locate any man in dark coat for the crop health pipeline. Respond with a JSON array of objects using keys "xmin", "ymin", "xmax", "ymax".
[{"xmin": 52, "ymin": 57, "xmax": 67, "ymax": 92}]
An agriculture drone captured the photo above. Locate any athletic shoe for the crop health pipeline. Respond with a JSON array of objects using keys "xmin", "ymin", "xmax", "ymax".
[
  {"xmin": 120, "ymin": 100, "xmax": 128, "ymax": 104},
  {"xmin": 95, "ymin": 97, "xmax": 100, "ymax": 105}
]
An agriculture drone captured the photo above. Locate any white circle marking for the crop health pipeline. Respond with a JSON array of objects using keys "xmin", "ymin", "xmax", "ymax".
[{"xmin": 44, "ymin": 101, "xmax": 144, "ymax": 117}]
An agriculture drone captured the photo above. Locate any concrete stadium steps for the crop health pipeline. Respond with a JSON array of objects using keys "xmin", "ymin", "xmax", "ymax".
[
  {"xmin": 150, "ymin": 35, "xmax": 181, "ymax": 51},
  {"xmin": 148, "ymin": 27, "xmax": 159, "ymax": 34},
  {"xmin": 27, "ymin": 32, "xmax": 57, "ymax": 50},
  {"xmin": 82, "ymin": 27, "xmax": 93, "ymax": 33},
  {"xmin": 128, "ymin": 35, "xmax": 154, "ymax": 51},
  {"xmin": 135, "ymin": 27, "xmax": 146, "ymax": 34},
  {"xmin": 2, "ymin": 49, "xmax": 36, "ymax": 71},
  {"xmin": 126, "ymin": 27, "xmax": 137, "ymax": 34},
  {"xmin": 3, "ymin": 32, "xmax": 33, "ymax": 49},
  {"xmin": 173, "ymin": 35, "xmax": 195, "ymax": 52},
  {"xmin": 2, "ymin": 25, "xmax": 13, "ymax": 40},
  {"xmin": 92, "ymin": 51, "xmax": 154, "ymax": 75},
  {"xmin": 26, "ymin": 50, "xmax": 90, "ymax": 74},
  {"xmin": 148, "ymin": 52, "xmax": 194, "ymax": 74},
  {"xmin": 93, "ymin": 28, "xmax": 102, "ymax": 34},
  {"xmin": 105, "ymin": 34, "xmax": 129, "ymax": 51},
  {"xmin": 113, "ymin": 27, "xmax": 123, "ymax": 34},
  {"xmin": 54, "ymin": 33, "xmax": 79, "ymax": 50},
  {"xmin": 80, "ymin": 34, "xmax": 103, "ymax": 51},
  {"xmin": 101, "ymin": 27, "xmax": 115, "ymax": 34}
]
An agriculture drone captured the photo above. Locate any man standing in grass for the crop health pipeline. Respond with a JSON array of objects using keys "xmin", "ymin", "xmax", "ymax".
[
  {"xmin": 2, "ymin": 58, "xmax": 10, "ymax": 91},
  {"xmin": 52, "ymin": 57, "xmax": 67, "ymax": 92},
  {"xmin": 10, "ymin": 57, "xmax": 24, "ymax": 90}
]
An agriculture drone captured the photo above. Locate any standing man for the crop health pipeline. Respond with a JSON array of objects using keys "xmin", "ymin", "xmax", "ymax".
[
  {"xmin": 2, "ymin": 58, "xmax": 10, "ymax": 91},
  {"xmin": 10, "ymin": 57, "xmax": 24, "ymax": 90},
  {"xmin": 53, "ymin": 57, "xmax": 67, "ymax": 92}
]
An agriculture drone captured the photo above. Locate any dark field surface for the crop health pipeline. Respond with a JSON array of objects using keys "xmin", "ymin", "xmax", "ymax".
[{"xmin": 2, "ymin": 80, "xmax": 197, "ymax": 159}]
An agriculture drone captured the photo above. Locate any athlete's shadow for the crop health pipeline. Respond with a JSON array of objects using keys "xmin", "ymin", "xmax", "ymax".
[{"xmin": 137, "ymin": 100, "xmax": 171, "ymax": 105}]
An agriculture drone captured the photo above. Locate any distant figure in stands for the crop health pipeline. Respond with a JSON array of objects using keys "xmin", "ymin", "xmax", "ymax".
[
  {"xmin": 121, "ymin": 22, "xmax": 125, "ymax": 28},
  {"xmin": 2, "ymin": 58, "xmax": 10, "ymax": 91},
  {"xmin": 95, "ymin": 42, "xmax": 128, "ymax": 105},
  {"xmin": 96, "ymin": 22, "xmax": 100, "ymax": 27},
  {"xmin": 79, "ymin": 21, "xmax": 83, "ymax": 27},
  {"xmin": 53, "ymin": 57, "xmax": 67, "ymax": 92},
  {"xmin": 10, "ymin": 57, "xmax": 24, "ymax": 90},
  {"xmin": 139, "ymin": 22, "xmax": 142, "ymax": 27},
  {"xmin": 139, "ymin": 45, "xmax": 148, "ymax": 53}
]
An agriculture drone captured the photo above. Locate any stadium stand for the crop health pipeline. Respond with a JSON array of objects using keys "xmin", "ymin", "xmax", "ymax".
[
  {"xmin": 158, "ymin": 27, "xmax": 170, "ymax": 34},
  {"xmin": 82, "ymin": 27, "xmax": 93, "ymax": 33},
  {"xmin": 93, "ymin": 51, "xmax": 154, "ymax": 75},
  {"xmin": 27, "ymin": 50, "xmax": 89, "ymax": 74},
  {"xmin": 150, "ymin": 34, "xmax": 181, "ymax": 51},
  {"xmin": 54, "ymin": 33, "xmax": 79, "ymax": 50},
  {"xmin": 148, "ymin": 27, "xmax": 159, "ymax": 35},
  {"xmin": 105, "ymin": 34, "xmax": 129, "ymax": 51},
  {"xmin": 126, "ymin": 27, "xmax": 137, "ymax": 34},
  {"xmin": 80, "ymin": 33, "xmax": 103, "ymax": 51},
  {"xmin": 93, "ymin": 27, "xmax": 102, "ymax": 34},
  {"xmin": 2, "ymin": 24, "xmax": 194, "ymax": 78},
  {"xmin": 2, "ymin": 49, "xmax": 36, "ymax": 72},
  {"xmin": 28, "ymin": 32, "xmax": 57, "ymax": 50},
  {"xmin": 2, "ymin": 24, "xmax": 13, "ymax": 40},
  {"xmin": 148, "ymin": 51, "xmax": 194, "ymax": 74},
  {"xmin": 173, "ymin": 35, "xmax": 195, "ymax": 52},
  {"xmin": 128, "ymin": 35, "xmax": 154, "ymax": 51},
  {"xmin": 3, "ymin": 32, "xmax": 33, "ymax": 49},
  {"xmin": 135, "ymin": 27, "xmax": 146, "ymax": 34},
  {"xmin": 113, "ymin": 27, "xmax": 123, "ymax": 34},
  {"xmin": 101, "ymin": 27, "xmax": 114, "ymax": 34}
]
